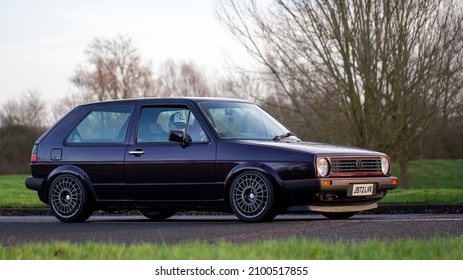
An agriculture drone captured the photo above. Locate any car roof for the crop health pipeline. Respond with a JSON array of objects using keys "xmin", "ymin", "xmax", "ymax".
[{"xmin": 76, "ymin": 97, "xmax": 252, "ymax": 108}]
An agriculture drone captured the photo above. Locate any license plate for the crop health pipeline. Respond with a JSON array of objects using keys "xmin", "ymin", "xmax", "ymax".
[{"xmin": 352, "ymin": 184, "xmax": 374, "ymax": 196}]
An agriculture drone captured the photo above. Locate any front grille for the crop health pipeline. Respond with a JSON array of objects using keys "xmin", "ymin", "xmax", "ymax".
[{"xmin": 331, "ymin": 157, "xmax": 382, "ymax": 173}]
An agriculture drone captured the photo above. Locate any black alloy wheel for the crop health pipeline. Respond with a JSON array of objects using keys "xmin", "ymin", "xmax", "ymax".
[
  {"xmin": 48, "ymin": 174, "xmax": 93, "ymax": 222},
  {"xmin": 230, "ymin": 171, "xmax": 277, "ymax": 222}
]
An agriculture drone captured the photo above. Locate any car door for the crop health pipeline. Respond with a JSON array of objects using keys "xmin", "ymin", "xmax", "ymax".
[
  {"xmin": 124, "ymin": 104, "xmax": 217, "ymax": 201},
  {"xmin": 63, "ymin": 105, "xmax": 133, "ymax": 200}
]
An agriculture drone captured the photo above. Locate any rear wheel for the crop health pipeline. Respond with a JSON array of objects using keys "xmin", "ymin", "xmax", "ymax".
[
  {"xmin": 48, "ymin": 174, "xmax": 93, "ymax": 222},
  {"xmin": 229, "ymin": 171, "xmax": 277, "ymax": 222},
  {"xmin": 140, "ymin": 210, "xmax": 175, "ymax": 220},
  {"xmin": 321, "ymin": 212, "xmax": 357, "ymax": 220}
]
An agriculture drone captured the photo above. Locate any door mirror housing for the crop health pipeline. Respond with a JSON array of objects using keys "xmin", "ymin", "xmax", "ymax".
[
  {"xmin": 169, "ymin": 131, "xmax": 184, "ymax": 143},
  {"xmin": 169, "ymin": 130, "xmax": 190, "ymax": 147}
]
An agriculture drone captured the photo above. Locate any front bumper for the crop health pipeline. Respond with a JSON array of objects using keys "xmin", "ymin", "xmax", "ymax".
[
  {"xmin": 283, "ymin": 176, "xmax": 398, "ymax": 211},
  {"xmin": 283, "ymin": 176, "xmax": 398, "ymax": 192}
]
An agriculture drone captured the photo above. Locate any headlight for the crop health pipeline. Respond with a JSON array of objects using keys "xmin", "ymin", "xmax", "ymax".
[
  {"xmin": 317, "ymin": 158, "xmax": 330, "ymax": 177},
  {"xmin": 381, "ymin": 157, "xmax": 390, "ymax": 175}
]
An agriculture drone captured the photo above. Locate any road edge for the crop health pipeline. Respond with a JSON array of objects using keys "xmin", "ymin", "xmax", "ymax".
[{"xmin": 0, "ymin": 204, "xmax": 462, "ymax": 216}]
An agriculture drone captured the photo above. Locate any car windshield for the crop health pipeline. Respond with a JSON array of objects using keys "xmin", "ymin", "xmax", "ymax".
[{"xmin": 198, "ymin": 101, "xmax": 296, "ymax": 140}]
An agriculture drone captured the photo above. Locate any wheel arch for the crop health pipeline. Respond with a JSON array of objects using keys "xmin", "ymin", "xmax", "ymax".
[
  {"xmin": 45, "ymin": 165, "xmax": 97, "ymax": 204},
  {"xmin": 223, "ymin": 162, "xmax": 284, "ymax": 209}
]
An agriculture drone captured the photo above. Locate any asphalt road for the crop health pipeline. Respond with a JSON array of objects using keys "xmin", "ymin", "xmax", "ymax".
[{"xmin": 1, "ymin": 213, "xmax": 462, "ymax": 245}]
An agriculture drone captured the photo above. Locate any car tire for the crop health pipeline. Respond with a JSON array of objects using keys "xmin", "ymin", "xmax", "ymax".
[
  {"xmin": 321, "ymin": 212, "xmax": 357, "ymax": 220},
  {"xmin": 140, "ymin": 210, "xmax": 175, "ymax": 220},
  {"xmin": 48, "ymin": 174, "xmax": 93, "ymax": 223},
  {"xmin": 230, "ymin": 171, "xmax": 277, "ymax": 222}
]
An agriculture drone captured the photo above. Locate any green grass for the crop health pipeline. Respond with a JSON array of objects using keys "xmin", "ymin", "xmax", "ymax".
[
  {"xmin": 380, "ymin": 188, "xmax": 463, "ymax": 204},
  {"xmin": 0, "ymin": 159, "xmax": 462, "ymax": 207},
  {"xmin": 0, "ymin": 174, "xmax": 46, "ymax": 208},
  {"xmin": 398, "ymin": 159, "xmax": 463, "ymax": 189},
  {"xmin": 1, "ymin": 237, "xmax": 462, "ymax": 260},
  {"xmin": 384, "ymin": 159, "xmax": 463, "ymax": 204}
]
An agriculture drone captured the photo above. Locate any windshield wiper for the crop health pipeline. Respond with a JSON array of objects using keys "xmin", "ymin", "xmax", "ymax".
[{"xmin": 273, "ymin": 132, "xmax": 295, "ymax": 141}]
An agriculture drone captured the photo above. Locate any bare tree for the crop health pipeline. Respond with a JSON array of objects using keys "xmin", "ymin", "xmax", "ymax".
[
  {"xmin": 0, "ymin": 90, "xmax": 47, "ymax": 174},
  {"xmin": 54, "ymin": 38, "xmax": 221, "ymax": 122},
  {"xmin": 217, "ymin": 0, "xmax": 463, "ymax": 188},
  {"xmin": 156, "ymin": 60, "xmax": 214, "ymax": 97},
  {"xmin": 70, "ymin": 34, "xmax": 156, "ymax": 102},
  {"xmin": 51, "ymin": 90, "xmax": 93, "ymax": 122},
  {"xmin": 0, "ymin": 89, "xmax": 47, "ymax": 128}
]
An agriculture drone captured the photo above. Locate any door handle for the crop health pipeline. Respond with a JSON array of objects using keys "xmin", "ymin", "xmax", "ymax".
[{"xmin": 128, "ymin": 150, "xmax": 146, "ymax": 156}]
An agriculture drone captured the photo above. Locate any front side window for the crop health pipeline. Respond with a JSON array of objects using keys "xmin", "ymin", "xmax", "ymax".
[
  {"xmin": 67, "ymin": 106, "xmax": 133, "ymax": 143},
  {"xmin": 137, "ymin": 106, "xmax": 208, "ymax": 143},
  {"xmin": 199, "ymin": 101, "xmax": 291, "ymax": 140}
]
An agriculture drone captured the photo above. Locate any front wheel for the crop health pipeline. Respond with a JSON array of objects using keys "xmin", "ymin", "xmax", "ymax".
[
  {"xmin": 229, "ymin": 171, "xmax": 277, "ymax": 222},
  {"xmin": 48, "ymin": 174, "xmax": 93, "ymax": 222}
]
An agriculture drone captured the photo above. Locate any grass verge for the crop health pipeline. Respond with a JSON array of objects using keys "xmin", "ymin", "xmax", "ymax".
[
  {"xmin": 0, "ymin": 175, "xmax": 46, "ymax": 208},
  {"xmin": 1, "ymin": 237, "xmax": 462, "ymax": 260},
  {"xmin": 384, "ymin": 159, "xmax": 463, "ymax": 204}
]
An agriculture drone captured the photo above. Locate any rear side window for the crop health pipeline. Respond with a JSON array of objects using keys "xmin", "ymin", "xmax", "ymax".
[{"xmin": 67, "ymin": 106, "xmax": 133, "ymax": 143}]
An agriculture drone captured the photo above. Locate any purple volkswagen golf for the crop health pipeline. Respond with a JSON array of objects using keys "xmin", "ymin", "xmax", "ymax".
[{"xmin": 25, "ymin": 97, "xmax": 398, "ymax": 222}]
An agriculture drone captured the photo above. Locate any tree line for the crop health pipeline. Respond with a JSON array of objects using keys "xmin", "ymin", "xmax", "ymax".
[{"xmin": 1, "ymin": 0, "xmax": 462, "ymax": 189}]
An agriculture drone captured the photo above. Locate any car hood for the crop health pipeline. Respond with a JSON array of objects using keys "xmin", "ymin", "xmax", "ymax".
[{"xmin": 236, "ymin": 140, "xmax": 385, "ymax": 157}]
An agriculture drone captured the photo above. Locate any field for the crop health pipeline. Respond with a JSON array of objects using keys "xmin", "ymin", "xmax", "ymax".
[
  {"xmin": 382, "ymin": 159, "xmax": 463, "ymax": 204},
  {"xmin": 0, "ymin": 174, "xmax": 46, "ymax": 208}
]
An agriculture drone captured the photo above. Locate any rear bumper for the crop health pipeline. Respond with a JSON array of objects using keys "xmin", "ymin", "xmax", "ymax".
[{"xmin": 25, "ymin": 177, "xmax": 45, "ymax": 192}]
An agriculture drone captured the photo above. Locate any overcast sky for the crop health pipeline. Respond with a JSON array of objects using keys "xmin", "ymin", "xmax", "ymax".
[{"xmin": 0, "ymin": 0, "xmax": 245, "ymax": 104}]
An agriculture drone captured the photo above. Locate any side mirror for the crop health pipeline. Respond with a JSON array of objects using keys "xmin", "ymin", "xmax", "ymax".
[
  {"xmin": 169, "ymin": 131, "xmax": 192, "ymax": 147},
  {"xmin": 169, "ymin": 130, "xmax": 184, "ymax": 143}
]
